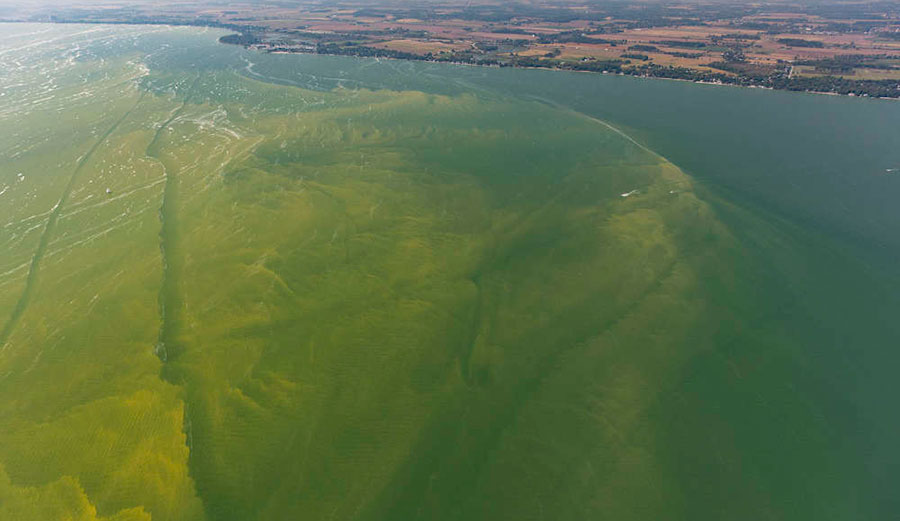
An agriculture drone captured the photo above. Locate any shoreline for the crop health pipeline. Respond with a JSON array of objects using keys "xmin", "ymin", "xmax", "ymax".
[
  {"xmin": 256, "ymin": 44, "xmax": 900, "ymax": 101},
  {"xmin": 1, "ymin": 19, "xmax": 897, "ymax": 101}
]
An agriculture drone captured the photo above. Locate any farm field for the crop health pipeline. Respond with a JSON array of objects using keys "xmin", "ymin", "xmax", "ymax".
[{"xmin": 1, "ymin": 22, "xmax": 900, "ymax": 521}]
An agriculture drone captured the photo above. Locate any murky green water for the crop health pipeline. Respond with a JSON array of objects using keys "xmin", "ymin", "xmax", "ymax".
[{"xmin": 1, "ymin": 24, "xmax": 898, "ymax": 521}]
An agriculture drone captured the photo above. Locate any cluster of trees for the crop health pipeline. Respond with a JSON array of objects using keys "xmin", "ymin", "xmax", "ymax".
[
  {"xmin": 532, "ymin": 31, "xmax": 624, "ymax": 46},
  {"xmin": 313, "ymin": 43, "xmax": 511, "ymax": 67},
  {"xmin": 709, "ymin": 61, "xmax": 781, "ymax": 80},
  {"xmin": 666, "ymin": 51, "xmax": 705, "ymax": 59},
  {"xmin": 795, "ymin": 54, "xmax": 900, "ymax": 73},
  {"xmin": 512, "ymin": 56, "xmax": 625, "ymax": 73},
  {"xmin": 650, "ymin": 40, "xmax": 707, "ymax": 49},
  {"xmin": 536, "ymin": 31, "xmax": 599, "ymax": 44},
  {"xmin": 316, "ymin": 42, "xmax": 426, "ymax": 61},
  {"xmin": 219, "ymin": 33, "xmax": 261, "ymax": 46},
  {"xmin": 731, "ymin": 21, "xmax": 771, "ymax": 30},
  {"xmin": 777, "ymin": 38, "xmax": 825, "ymax": 48},
  {"xmin": 489, "ymin": 28, "xmax": 531, "ymax": 35},
  {"xmin": 772, "ymin": 75, "xmax": 900, "ymax": 97},
  {"xmin": 712, "ymin": 33, "xmax": 760, "ymax": 41}
]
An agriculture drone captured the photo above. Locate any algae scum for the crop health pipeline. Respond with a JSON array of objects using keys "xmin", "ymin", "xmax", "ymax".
[{"xmin": 1, "ymin": 24, "xmax": 899, "ymax": 521}]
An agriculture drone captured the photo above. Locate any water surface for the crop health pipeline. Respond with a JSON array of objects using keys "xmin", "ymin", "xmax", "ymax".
[{"xmin": 0, "ymin": 23, "xmax": 898, "ymax": 521}]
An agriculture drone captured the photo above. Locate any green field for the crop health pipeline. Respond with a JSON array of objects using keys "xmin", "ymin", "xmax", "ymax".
[{"xmin": 1, "ymin": 24, "xmax": 898, "ymax": 521}]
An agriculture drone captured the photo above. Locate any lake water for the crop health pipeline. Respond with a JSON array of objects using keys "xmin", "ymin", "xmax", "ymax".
[{"xmin": 0, "ymin": 23, "xmax": 898, "ymax": 521}]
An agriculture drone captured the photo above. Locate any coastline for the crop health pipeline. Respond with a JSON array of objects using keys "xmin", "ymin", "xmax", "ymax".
[
  {"xmin": 253, "ymin": 42, "xmax": 900, "ymax": 101},
  {"xmin": 1, "ymin": 19, "xmax": 897, "ymax": 100}
]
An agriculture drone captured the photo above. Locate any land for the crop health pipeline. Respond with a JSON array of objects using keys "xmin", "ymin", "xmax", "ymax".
[{"xmin": 3, "ymin": 0, "xmax": 900, "ymax": 97}]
